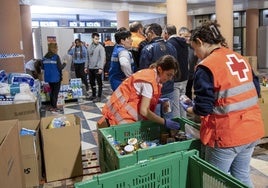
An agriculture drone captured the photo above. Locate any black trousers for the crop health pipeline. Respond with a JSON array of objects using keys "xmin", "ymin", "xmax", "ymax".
[
  {"xmin": 74, "ymin": 63, "xmax": 89, "ymax": 91},
  {"xmin": 49, "ymin": 81, "xmax": 61, "ymax": 108},
  {"xmin": 88, "ymin": 69, "xmax": 103, "ymax": 97}
]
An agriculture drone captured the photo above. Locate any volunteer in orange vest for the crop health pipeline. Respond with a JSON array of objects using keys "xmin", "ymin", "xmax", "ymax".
[
  {"xmin": 129, "ymin": 21, "xmax": 145, "ymax": 69},
  {"xmin": 180, "ymin": 21, "xmax": 264, "ymax": 187},
  {"xmin": 98, "ymin": 55, "xmax": 180, "ymax": 130}
]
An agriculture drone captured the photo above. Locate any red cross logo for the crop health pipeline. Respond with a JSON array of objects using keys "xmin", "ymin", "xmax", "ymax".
[{"xmin": 226, "ymin": 54, "xmax": 249, "ymax": 82}]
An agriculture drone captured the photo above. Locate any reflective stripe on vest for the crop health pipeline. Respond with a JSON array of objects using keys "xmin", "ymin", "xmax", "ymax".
[
  {"xmin": 111, "ymin": 56, "xmax": 119, "ymax": 62},
  {"xmin": 105, "ymin": 89, "xmax": 140, "ymax": 123},
  {"xmin": 213, "ymin": 81, "xmax": 258, "ymax": 114}
]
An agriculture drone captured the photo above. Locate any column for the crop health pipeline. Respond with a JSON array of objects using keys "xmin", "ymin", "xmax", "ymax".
[
  {"xmin": 167, "ymin": 0, "xmax": 187, "ymax": 30},
  {"xmin": 0, "ymin": 0, "xmax": 24, "ymax": 73},
  {"xmin": 215, "ymin": 0, "xmax": 233, "ymax": 49},
  {"xmin": 116, "ymin": 11, "xmax": 129, "ymax": 29},
  {"xmin": 246, "ymin": 9, "xmax": 259, "ymax": 56},
  {"xmin": 20, "ymin": 1, "xmax": 34, "ymax": 62}
]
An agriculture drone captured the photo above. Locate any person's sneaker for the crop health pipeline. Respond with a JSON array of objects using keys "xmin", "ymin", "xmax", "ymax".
[
  {"xmin": 93, "ymin": 97, "xmax": 101, "ymax": 103},
  {"xmin": 49, "ymin": 107, "xmax": 62, "ymax": 114},
  {"xmin": 88, "ymin": 95, "xmax": 97, "ymax": 100}
]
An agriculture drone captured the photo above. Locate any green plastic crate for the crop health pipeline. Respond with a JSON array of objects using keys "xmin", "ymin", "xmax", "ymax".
[
  {"xmin": 75, "ymin": 149, "xmax": 249, "ymax": 188},
  {"xmin": 98, "ymin": 117, "xmax": 201, "ymax": 172},
  {"xmin": 188, "ymin": 155, "xmax": 249, "ymax": 188},
  {"xmin": 75, "ymin": 150, "xmax": 199, "ymax": 188}
]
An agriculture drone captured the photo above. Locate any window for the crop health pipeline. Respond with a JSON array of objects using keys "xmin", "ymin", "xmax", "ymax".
[
  {"xmin": 110, "ymin": 22, "xmax": 117, "ymax": 27},
  {"xmin": 32, "ymin": 21, "xmax": 39, "ymax": 27}
]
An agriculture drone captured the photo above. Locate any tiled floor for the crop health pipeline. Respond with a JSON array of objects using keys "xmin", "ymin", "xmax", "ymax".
[{"xmin": 42, "ymin": 80, "xmax": 268, "ymax": 188}]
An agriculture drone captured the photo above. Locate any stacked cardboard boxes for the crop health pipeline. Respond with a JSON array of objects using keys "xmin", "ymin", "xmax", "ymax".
[
  {"xmin": 0, "ymin": 120, "xmax": 26, "ymax": 188},
  {"xmin": 19, "ymin": 120, "xmax": 42, "ymax": 187},
  {"xmin": 0, "ymin": 100, "xmax": 40, "ymax": 121}
]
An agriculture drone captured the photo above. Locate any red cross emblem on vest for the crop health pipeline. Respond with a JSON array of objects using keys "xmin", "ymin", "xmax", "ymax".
[{"xmin": 226, "ymin": 54, "xmax": 249, "ymax": 82}]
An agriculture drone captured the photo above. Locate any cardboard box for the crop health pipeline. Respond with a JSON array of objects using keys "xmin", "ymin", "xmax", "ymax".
[
  {"xmin": 40, "ymin": 114, "xmax": 82, "ymax": 182},
  {"xmin": 259, "ymin": 86, "xmax": 268, "ymax": 137},
  {"xmin": 0, "ymin": 100, "xmax": 40, "ymax": 121},
  {"xmin": 61, "ymin": 70, "xmax": 70, "ymax": 85},
  {"xmin": 0, "ymin": 120, "xmax": 26, "ymax": 188},
  {"xmin": 19, "ymin": 120, "xmax": 42, "ymax": 187}
]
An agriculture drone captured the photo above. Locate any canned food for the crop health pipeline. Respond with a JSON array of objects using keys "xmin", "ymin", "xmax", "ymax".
[
  {"xmin": 128, "ymin": 138, "xmax": 138, "ymax": 145},
  {"xmin": 161, "ymin": 98, "xmax": 171, "ymax": 114},
  {"xmin": 160, "ymin": 132, "xmax": 169, "ymax": 144},
  {"xmin": 124, "ymin": 145, "xmax": 134, "ymax": 154}
]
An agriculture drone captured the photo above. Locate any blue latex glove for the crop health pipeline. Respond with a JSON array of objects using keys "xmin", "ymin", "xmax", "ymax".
[
  {"xmin": 180, "ymin": 100, "xmax": 193, "ymax": 111},
  {"xmin": 164, "ymin": 119, "xmax": 180, "ymax": 130}
]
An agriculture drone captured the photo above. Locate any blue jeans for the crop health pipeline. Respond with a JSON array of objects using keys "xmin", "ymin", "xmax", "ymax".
[
  {"xmin": 155, "ymin": 90, "xmax": 180, "ymax": 119},
  {"xmin": 204, "ymin": 140, "xmax": 259, "ymax": 187},
  {"xmin": 173, "ymin": 80, "xmax": 187, "ymax": 118}
]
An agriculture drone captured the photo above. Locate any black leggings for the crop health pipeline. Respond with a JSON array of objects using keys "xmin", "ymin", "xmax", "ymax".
[
  {"xmin": 74, "ymin": 63, "xmax": 89, "ymax": 90},
  {"xmin": 49, "ymin": 81, "xmax": 61, "ymax": 108}
]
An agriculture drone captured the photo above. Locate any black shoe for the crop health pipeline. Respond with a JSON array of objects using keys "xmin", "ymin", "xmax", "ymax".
[
  {"xmin": 88, "ymin": 95, "xmax": 96, "ymax": 100},
  {"xmin": 93, "ymin": 97, "xmax": 101, "ymax": 103}
]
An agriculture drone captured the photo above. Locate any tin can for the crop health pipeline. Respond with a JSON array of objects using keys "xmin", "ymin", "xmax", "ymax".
[
  {"xmin": 161, "ymin": 98, "xmax": 171, "ymax": 114},
  {"xmin": 160, "ymin": 132, "xmax": 169, "ymax": 144}
]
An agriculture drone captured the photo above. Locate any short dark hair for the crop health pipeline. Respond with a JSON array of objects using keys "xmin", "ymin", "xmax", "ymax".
[
  {"xmin": 114, "ymin": 30, "xmax": 132, "ymax": 44},
  {"xmin": 164, "ymin": 25, "xmax": 177, "ymax": 36},
  {"xmin": 92, "ymin": 32, "xmax": 100, "ymax": 38},
  {"xmin": 147, "ymin": 23, "xmax": 162, "ymax": 36},
  {"xmin": 74, "ymin": 38, "xmax": 81, "ymax": 43}
]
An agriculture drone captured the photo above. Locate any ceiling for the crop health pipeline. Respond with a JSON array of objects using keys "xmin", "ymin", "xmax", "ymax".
[{"xmin": 27, "ymin": 0, "xmax": 268, "ymax": 21}]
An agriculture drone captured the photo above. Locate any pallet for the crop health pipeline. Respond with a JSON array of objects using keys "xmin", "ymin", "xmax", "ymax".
[{"xmin": 42, "ymin": 149, "xmax": 101, "ymax": 188}]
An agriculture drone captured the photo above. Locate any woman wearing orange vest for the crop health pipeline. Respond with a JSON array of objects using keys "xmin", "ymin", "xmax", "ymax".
[
  {"xmin": 98, "ymin": 55, "xmax": 180, "ymax": 130},
  {"xmin": 180, "ymin": 21, "xmax": 264, "ymax": 187}
]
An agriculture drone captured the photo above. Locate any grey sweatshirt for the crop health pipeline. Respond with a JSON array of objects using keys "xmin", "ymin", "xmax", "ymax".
[{"xmin": 85, "ymin": 43, "xmax": 106, "ymax": 69}]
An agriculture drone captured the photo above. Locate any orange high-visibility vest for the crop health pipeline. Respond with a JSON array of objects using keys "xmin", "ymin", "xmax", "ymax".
[
  {"xmin": 198, "ymin": 47, "xmax": 264, "ymax": 147},
  {"xmin": 101, "ymin": 68, "xmax": 161, "ymax": 126},
  {"xmin": 131, "ymin": 32, "xmax": 145, "ymax": 50}
]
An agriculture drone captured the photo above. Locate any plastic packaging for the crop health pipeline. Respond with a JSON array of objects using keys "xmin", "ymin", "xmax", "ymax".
[{"xmin": 20, "ymin": 128, "xmax": 36, "ymax": 136}]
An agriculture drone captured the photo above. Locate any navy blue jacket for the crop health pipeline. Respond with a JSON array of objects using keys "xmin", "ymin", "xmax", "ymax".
[
  {"xmin": 139, "ymin": 37, "xmax": 177, "ymax": 95},
  {"xmin": 167, "ymin": 36, "xmax": 189, "ymax": 82}
]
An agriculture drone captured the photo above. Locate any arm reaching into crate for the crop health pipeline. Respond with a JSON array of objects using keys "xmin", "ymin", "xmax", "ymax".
[
  {"xmin": 139, "ymin": 95, "xmax": 180, "ymax": 130},
  {"xmin": 98, "ymin": 55, "xmax": 180, "ymax": 127}
]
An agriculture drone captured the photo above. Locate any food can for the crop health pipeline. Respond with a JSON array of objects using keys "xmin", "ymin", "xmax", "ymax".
[{"xmin": 161, "ymin": 98, "xmax": 171, "ymax": 114}]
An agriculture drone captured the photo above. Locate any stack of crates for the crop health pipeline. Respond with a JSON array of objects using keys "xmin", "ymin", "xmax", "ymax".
[
  {"xmin": 75, "ymin": 149, "xmax": 248, "ymax": 188},
  {"xmin": 75, "ymin": 117, "xmax": 249, "ymax": 188}
]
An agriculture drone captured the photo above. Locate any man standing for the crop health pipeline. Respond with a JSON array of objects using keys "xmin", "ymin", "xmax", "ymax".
[
  {"xmin": 163, "ymin": 25, "xmax": 189, "ymax": 118},
  {"xmin": 103, "ymin": 36, "xmax": 115, "ymax": 81},
  {"xmin": 85, "ymin": 32, "xmax": 106, "ymax": 102},
  {"xmin": 139, "ymin": 23, "xmax": 178, "ymax": 120},
  {"xmin": 178, "ymin": 27, "xmax": 199, "ymax": 100},
  {"xmin": 129, "ymin": 21, "xmax": 145, "ymax": 69},
  {"xmin": 68, "ymin": 38, "xmax": 89, "ymax": 93}
]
